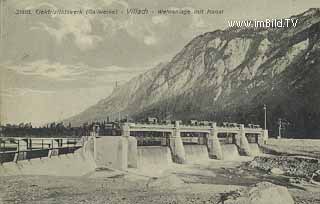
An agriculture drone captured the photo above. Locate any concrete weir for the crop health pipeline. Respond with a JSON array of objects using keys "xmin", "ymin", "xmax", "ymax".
[
  {"xmin": 124, "ymin": 121, "xmax": 267, "ymax": 164},
  {"xmin": 91, "ymin": 121, "xmax": 268, "ymax": 171},
  {"xmin": 0, "ymin": 122, "xmax": 268, "ymax": 176}
]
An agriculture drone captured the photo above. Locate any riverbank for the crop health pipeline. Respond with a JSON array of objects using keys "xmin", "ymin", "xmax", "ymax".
[
  {"xmin": 0, "ymin": 158, "xmax": 319, "ymax": 204},
  {"xmin": 263, "ymin": 138, "xmax": 320, "ymax": 158}
]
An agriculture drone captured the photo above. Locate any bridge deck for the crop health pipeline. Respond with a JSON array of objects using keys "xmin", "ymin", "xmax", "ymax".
[{"xmin": 128, "ymin": 124, "xmax": 264, "ymax": 134}]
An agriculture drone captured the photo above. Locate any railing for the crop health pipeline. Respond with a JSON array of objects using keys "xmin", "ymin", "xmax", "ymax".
[
  {"xmin": 0, "ymin": 146, "xmax": 82, "ymax": 164},
  {"xmin": 0, "ymin": 138, "xmax": 80, "ymax": 152},
  {"xmin": 0, "ymin": 138, "xmax": 82, "ymax": 164},
  {"xmin": 129, "ymin": 123, "xmax": 263, "ymax": 132}
]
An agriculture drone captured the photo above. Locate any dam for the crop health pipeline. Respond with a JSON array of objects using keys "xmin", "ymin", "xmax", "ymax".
[
  {"xmin": 125, "ymin": 121, "xmax": 268, "ymax": 164},
  {"xmin": 0, "ymin": 121, "xmax": 268, "ymax": 175}
]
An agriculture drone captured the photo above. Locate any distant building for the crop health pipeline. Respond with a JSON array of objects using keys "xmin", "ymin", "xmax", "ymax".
[
  {"xmin": 147, "ymin": 117, "xmax": 158, "ymax": 124},
  {"xmin": 200, "ymin": 121, "xmax": 209, "ymax": 126},
  {"xmin": 253, "ymin": 124, "xmax": 260, "ymax": 128},
  {"xmin": 190, "ymin": 120, "xmax": 198, "ymax": 126},
  {"xmin": 164, "ymin": 120, "xmax": 172, "ymax": 125}
]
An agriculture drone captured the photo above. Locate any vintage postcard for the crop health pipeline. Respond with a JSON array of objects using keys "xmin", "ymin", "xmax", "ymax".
[{"xmin": 0, "ymin": 0, "xmax": 320, "ymax": 203}]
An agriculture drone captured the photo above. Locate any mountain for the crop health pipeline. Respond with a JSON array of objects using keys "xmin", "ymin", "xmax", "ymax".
[{"xmin": 67, "ymin": 8, "xmax": 320, "ymax": 138}]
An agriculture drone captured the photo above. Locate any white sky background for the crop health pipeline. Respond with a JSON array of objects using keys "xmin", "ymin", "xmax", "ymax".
[{"xmin": 0, "ymin": 0, "xmax": 319, "ymax": 126}]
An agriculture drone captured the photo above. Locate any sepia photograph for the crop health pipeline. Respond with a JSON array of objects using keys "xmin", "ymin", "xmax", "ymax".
[{"xmin": 0, "ymin": 0, "xmax": 320, "ymax": 203}]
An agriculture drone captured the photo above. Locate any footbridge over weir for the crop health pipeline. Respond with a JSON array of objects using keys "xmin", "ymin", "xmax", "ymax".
[{"xmin": 122, "ymin": 121, "xmax": 268, "ymax": 162}]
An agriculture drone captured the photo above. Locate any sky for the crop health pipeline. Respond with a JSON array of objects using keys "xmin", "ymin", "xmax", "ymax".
[{"xmin": 0, "ymin": 0, "xmax": 319, "ymax": 126}]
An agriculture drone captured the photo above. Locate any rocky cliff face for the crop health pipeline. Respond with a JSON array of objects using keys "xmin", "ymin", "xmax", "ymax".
[{"xmin": 67, "ymin": 9, "xmax": 320, "ymax": 137}]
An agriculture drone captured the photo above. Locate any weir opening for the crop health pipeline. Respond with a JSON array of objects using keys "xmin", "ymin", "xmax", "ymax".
[
  {"xmin": 248, "ymin": 143, "xmax": 261, "ymax": 156},
  {"xmin": 137, "ymin": 146, "xmax": 172, "ymax": 173},
  {"xmin": 184, "ymin": 145, "xmax": 209, "ymax": 163},
  {"xmin": 218, "ymin": 133, "xmax": 240, "ymax": 160},
  {"xmin": 221, "ymin": 144, "xmax": 240, "ymax": 160},
  {"xmin": 130, "ymin": 131, "xmax": 173, "ymax": 173},
  {"xmin": 181, "ymin": 132, "xmax": 209, "ymax": 163},
  {"xmin": 246, "ymin": 133, "xmax": 261, "ymax": 156}
]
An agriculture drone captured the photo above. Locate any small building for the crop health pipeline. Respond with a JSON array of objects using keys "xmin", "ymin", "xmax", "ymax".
[
  {"xmin": 164, "ymin": 120, "xmax": 172, "ymax": 125},
  {"xmin": 190, "ymin": 120, "xmax": 198, "ymax": 126},
  {"xmin": 200, "ymin": 121, "xmax": 209, "ymax": 126},
  {"xmin": 229, "ymin": 123, "xmax": 238, "ymax": 127},
  {"xmin": 253, "ymin": 124, "xmax": 260, "ymax": 129},
  {"xmin": 147, "ymin": 117, "xmax": 158, "ymax": 124}
]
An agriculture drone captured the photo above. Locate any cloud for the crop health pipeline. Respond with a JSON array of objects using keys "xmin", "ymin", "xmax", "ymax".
[
  {"xmin": 2, "ymin": 60, "xmax": 150, "ymax": 83},
  {"xmin": 24, "ymin": 0, "xmax": 128, "ymax": 51},
  {"xmin": 1, "ymin": 88, "xmax": 55, "ymax": 97},
  {"xmin": 4, "ymin": 60, "xmax": 89, "ymax": 80},
  {"xmin": 93, "ymin": 65, "xmax": 148, "ymax": 73},
  {"xmin": 32, "ymin": 15, "xmax": 102, "ymax": 51}
]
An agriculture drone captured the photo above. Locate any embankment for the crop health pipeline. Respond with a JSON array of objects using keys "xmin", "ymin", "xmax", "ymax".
[
  {"xmin": 263, "ymin": 139, "xmax": 320, "ymax": 158},
  {"xmin": 250, "ymin": 156, "xmax": 320, "ymax": 179}
]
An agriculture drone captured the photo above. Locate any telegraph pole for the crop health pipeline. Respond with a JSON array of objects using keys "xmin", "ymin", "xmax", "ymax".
[
  {"xmin": 263, "ymin": 104, "xmax": 267, "ymax": 130},
  {"xmin": 278, "ymin": 118, "xmax": 282, "ymax": 139}
]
